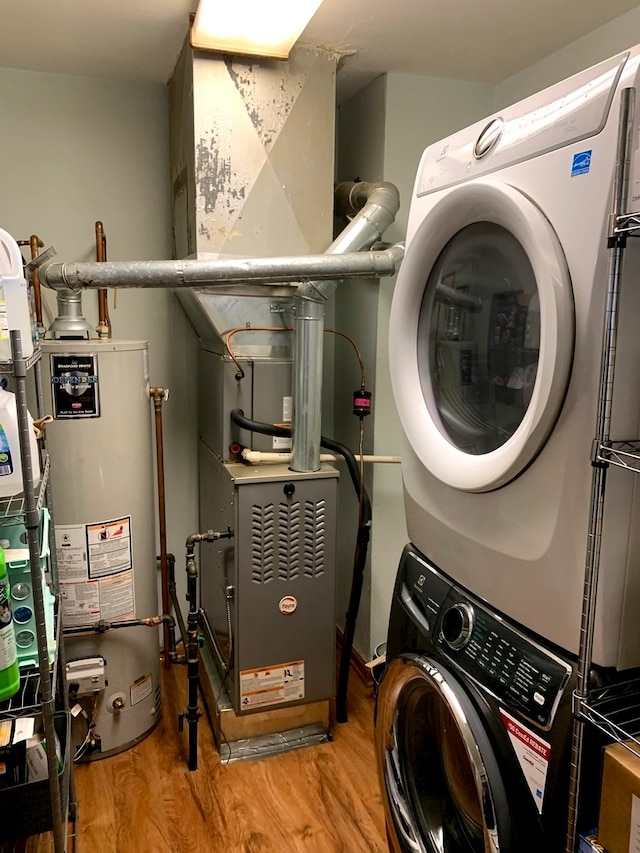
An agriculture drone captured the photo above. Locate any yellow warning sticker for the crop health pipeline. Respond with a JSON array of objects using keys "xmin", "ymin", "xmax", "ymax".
[{"xmin": 239, "ymin": 660, "xmax": 305, "ymax": 709}]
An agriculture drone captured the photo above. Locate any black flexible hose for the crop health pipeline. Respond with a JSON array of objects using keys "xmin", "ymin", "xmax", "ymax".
[
  {"xmin": 230, "ymin": 408, "xmax": 371, "ymax": 521},
  {"xmin": 230, "ymin": 409, "xmax": 370, "ymax": 721}
]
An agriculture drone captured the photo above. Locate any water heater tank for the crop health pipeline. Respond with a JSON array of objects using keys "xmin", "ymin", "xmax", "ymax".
[{"xmin": 40, "ymin": 339, "xmax": 161, "ymax": 759}]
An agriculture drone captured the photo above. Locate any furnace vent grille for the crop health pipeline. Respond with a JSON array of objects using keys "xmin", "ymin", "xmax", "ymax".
[
  {"xmin": 251, "ymin": 503, "xmax": 275, "ymax": 583},
  {"xmin": 278, "ymin": 501, "xmax": 300, "ymax": 580},
  {"xmin": 250, "ymin": 499, "xmax": 327, "ymax": 583},
  {"xmin": 304, "ymin": 499, "xmax": 326, "ymax": 578}
]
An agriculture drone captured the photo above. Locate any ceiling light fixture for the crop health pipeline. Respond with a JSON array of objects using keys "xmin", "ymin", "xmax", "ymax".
[{"xmin": 190, "ymin": 0, "xmax": 324, "ymax": 61}]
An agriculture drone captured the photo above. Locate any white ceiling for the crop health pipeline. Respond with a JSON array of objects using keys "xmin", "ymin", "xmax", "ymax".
[{"xmin": 2, "ymin": 0, "xmax": 640, "ymax": 102}]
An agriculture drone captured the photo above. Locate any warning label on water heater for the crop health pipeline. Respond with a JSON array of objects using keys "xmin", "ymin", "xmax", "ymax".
[
  {"xmin": 239, "ymin": 660, "xmax": 305, "ymax": 709},
  {"xmin": 56, "ymin": 515, "xmax": 135, "ymax": 625}
]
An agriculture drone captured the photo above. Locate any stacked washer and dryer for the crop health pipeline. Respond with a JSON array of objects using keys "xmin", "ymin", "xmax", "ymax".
[{"xmin": 376, "ymin": 46, "xmax": 640, "ymax": 851}]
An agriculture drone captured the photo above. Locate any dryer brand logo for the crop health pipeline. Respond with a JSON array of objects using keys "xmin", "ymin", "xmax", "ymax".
[{"xmin": 571, "ymin": 149, "xmax": 592, "ymax": 177}]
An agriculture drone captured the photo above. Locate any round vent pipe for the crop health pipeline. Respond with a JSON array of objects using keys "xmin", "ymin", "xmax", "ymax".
[{"xmin": 291, "ymin": 181, "xmax": 401, "ymax": 473}]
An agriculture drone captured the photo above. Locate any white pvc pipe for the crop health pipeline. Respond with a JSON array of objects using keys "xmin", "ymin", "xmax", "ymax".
[{"xmin": 240, "ymin": 449, "xmax": 401, "ymax": 464}]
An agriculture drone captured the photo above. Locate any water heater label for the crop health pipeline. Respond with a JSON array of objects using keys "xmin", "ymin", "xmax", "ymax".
[
  {"xmin": 50, "ymin": 353, "xmax": 100, "ymax": 418},
  {"xmin": 239, "ymin": 660, "xmax": 305, "ymax": 709},
  {"xmin": 56, "ymin": 516, "xmax": 136, "ymax": 625}
]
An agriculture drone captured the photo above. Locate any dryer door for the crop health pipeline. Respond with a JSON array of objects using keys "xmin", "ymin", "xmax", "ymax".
[
  {"xmin": 390, "ymin": 179, "xmax": 574, "ymax": 492},
  {"xmin": 375, "ymin": 654, "xmax": 530, "ymax": 853}
]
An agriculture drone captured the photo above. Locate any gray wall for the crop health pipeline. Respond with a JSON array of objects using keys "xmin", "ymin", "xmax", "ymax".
[
  {"xmin": 495, "ymin": 5, "xmax": 640, "ymax": 107},
  {"xmin": 0, "ymin": 67, "xmax": 199, "ymax": 606}
]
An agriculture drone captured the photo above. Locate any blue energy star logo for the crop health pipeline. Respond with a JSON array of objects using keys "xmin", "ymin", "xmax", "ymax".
[{"xmin": 571, "ymin": 149, "xmax": 592, "ymax": 177}]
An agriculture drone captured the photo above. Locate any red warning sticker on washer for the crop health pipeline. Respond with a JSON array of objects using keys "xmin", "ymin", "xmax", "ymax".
[{"xmin": 500, "ymin": 709, "xmax": 550, "ymax": 814}]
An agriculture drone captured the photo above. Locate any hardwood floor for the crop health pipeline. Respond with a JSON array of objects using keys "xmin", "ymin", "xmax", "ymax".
[{"xmin": 72, "ymin": 663, "xmax": 388, "ymax": 853}]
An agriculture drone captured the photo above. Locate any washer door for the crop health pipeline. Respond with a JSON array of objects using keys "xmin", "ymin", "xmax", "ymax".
[
  {"xmin": 375, "ymin": 655, "xmax": 519, "ymax": 853},
  {"xmin": 390, "ymin": 179, "xmax": 574, "ymax": 492}
]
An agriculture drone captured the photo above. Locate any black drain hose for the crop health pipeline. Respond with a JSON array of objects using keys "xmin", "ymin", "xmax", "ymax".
[{"xmin": 230, "ymin": 409, "xmax": 371, "ymax": 722}]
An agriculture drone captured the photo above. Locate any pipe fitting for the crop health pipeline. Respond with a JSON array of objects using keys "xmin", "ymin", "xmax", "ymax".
[
  {"xmin": 292, "ymin": 180, "xmax": 401, "ymax": 472},
  {"xmin": 334, "ymin": 181, "xmax": 400, "ymax": 220},
  {"xmin": 47, "ymin": 288, "xmax": 93, "ymax": 338}
]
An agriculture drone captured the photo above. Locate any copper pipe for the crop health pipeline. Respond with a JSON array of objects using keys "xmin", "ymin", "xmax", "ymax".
[
  {"xmin": 16, "ymin": 238, "xmax": 43, "ymax": 248},
  {"xmin": 150, "ymin": 386, "xmax": 171, "ymax": 669},
  {"xmin": 95, "ymin": 221, "xmax": 112, "ymax": 339},
  {"xmin": 29, "ymin": 235, "xmax": 44, "ymax": 331}
]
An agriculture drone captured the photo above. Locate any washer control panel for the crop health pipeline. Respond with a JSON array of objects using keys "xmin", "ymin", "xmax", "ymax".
[
  {"xmin": 399, "ymin": 547, "xmax": 572, "ymax": 730},
  {"xmin": 439, "ymin": 590, "xmax": 572, "ymax": 729},
  {"xmin": 401, "ymin": 548, "xmax": 453, "ymax": 632},
  {"xmin": 441, "ymin": 603, "xmax": 475, "ymax": 650}
]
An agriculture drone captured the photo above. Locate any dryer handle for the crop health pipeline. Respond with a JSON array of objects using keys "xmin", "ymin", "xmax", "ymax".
[{"xmin": 400, "ymin": 582, "xmax": 432, "ymax": 634}]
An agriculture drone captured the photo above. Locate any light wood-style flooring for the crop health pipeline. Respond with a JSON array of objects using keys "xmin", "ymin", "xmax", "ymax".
[{"xmin": 71, "ymin": 663, "xmax": 388, "ymax": 852}]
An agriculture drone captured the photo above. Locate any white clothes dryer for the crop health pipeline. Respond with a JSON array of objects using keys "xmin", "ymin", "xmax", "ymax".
[{"xmin": 390, "ymin": 46, "xmax": 640, "ymax": 670}]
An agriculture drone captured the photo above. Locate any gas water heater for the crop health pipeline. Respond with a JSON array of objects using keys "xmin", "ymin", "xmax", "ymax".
[{"xmin": 41, "ymin": 339, "xmax": 161, "ymax": 758}]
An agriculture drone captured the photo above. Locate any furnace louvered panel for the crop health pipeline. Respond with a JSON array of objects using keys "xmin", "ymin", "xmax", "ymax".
[
  {"xmin": 278, "ymin": 500, "xmax": 300, "ymax": 581},
  {"xmin": 304, "ymin": 499, "xmax": 326, "ymax": 578},
  {"xmin": 249, "ymin": 497, "xmax": 330, "ymax": 584},
  {"xmin": 231, "ymin": 467, "xmax": 339, "ymax": 713},
  {"xmin": 251, "ymin": 503, "xmax": 275, "ymax": 583}
]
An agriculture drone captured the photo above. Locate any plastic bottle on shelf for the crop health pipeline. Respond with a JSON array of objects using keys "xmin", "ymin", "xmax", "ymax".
[
  {"xmin": 0, "ymin": 228, "xmax": 35, "ymax": 361},
  {"xmin": 0, "ymin": 545, "xmax": 20, "ymax": 701},
  {"xmin": 0, "ymin": 388, "xmax": 40, "ymax": 497}
]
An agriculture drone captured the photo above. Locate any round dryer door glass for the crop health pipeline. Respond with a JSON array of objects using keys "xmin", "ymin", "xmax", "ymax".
[
  {"xmin": 390, "ymin": 179, "xmax": 574, "ymax": 491},
  {"xmin": 419, "ymin": 221, "xmax": 539, "ymax": 455}
]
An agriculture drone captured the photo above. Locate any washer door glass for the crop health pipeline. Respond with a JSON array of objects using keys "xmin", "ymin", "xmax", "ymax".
[
  {"xmin": 420, "ymin": 222, "xmax": 539, "ymax": 455},
  {"xmin": 375, "ymin": 655, "xmax": 512, "ymax": 853},
  {"xmin": 389, "ymin": 179, "xmax": 574, "ymax": 492}
]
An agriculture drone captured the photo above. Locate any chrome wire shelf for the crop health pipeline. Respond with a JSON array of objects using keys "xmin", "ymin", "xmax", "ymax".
[
  {"xmin": 614, "ymin": 211, "xmax": 640, "ymax": 236},
  {"xmin": 0, "ymin": 670, "xmax": 46, "ymax": 718},
  {"xmin": 0, "ymin": 348, "xmax": 42, "ymax": 375},
  {"xmin": 581, "ymin": 676, "xmax": 640, "ymax": 757},
  {"xmin": 0, "ymin": 455, "xmax": 50, "ymax": 521},
  {"xmin": 596, "ymin": 439, "xmax": 640, "ymax": 473}
]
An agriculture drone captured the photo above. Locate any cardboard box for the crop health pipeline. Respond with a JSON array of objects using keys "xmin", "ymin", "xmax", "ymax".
[{"xmin": 599, "ymin": 741, "xmax": 640, "ymax": 853}]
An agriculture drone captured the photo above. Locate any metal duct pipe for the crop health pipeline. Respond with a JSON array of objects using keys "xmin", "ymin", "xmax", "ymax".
[
  {"xmin": 291, "ymin": 181, "xmax": 401, "ymax": 473},
  {"xmin": 35, "ymin": 248, "xmax": 403, "ymax": 291},
  {"xmin": 48, "ymin": 288, "xmax": 93, "ymax": 338}
]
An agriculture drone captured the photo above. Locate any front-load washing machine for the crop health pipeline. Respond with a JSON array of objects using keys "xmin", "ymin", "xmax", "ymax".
[
  {"xmin": 375, "ymin": 546, "xmax": 602, "ymax": 852},
  {"xmin": 389, "ymin": 45, "xmax": 640, "ymax": 669}
]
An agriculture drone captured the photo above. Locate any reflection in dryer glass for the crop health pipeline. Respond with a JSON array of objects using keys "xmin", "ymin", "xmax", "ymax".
[
  {"xmin": 397, "ymin": 681, "xmax": 485, "ymax": 851},
  {"xmin": 418, "ymin": 222, "xmax": 540, "ymax": 455}
]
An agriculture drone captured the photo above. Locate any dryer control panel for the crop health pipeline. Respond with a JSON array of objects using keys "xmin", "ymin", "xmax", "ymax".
[{"xmin": 398, "ymin": 547, "xmax": 573, "ymax": 730}]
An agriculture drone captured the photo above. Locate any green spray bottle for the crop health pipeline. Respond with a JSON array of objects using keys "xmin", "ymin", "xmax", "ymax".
[{"xmin": 0, "ymin": 545, "xmax": 19, "ymax": 701}]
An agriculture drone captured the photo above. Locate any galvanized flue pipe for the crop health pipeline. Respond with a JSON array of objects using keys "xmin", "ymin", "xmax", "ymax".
[
  {"xmin": 292, "ymin": 181, "xmax": 402, "ymax": 472},
  {"xmin": 37, "ymin": 247, "xmax": 403, "ymax": 291},
  {"xmin": 35, "ymin": 183, "xmax": 404, "ymax": 477}
]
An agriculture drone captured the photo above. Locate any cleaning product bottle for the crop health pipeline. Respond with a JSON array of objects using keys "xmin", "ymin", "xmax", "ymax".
[
  {"xmin": 0, "ymin": 388, "xmax": 40, "ymax": 497},
  {"xmin": 0, "ymin": 228, "xmax": 35, "ymax": 361},
  {"xmin": 0, "ymin": 545, "xmax": 20, "ymax": 701}
]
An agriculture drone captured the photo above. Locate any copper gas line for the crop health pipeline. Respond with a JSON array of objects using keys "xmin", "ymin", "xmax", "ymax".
[
  {"xmin": 150, "ymin": 386, "xmax": 172, "ymax": 669},
  {"xmin": 17, "ymin": 235, "xmax": 44, "ymax": 333},
  {"xmin": 95, "ymin": 221, "xmax": 112, "ymax": 339},
  {"xmin": 29, "ymin": 235, "xmax": 44, "ymax": 333},
  {"xmin": 224, "ymin": 325, "xmax": 365, "ymax": 384}
]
